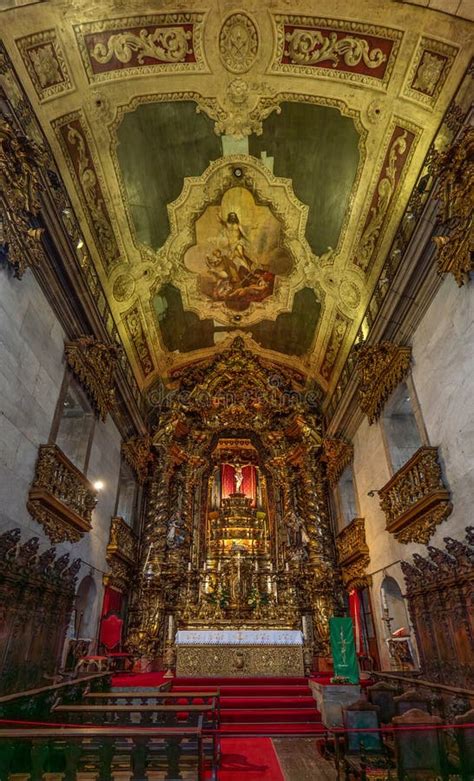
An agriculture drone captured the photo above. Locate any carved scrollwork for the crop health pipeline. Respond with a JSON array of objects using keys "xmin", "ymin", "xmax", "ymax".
[
  {"xmin": 284, "ymin": 29, "xmax": 386, "ymax": 70},
  {"xmin": 65, "ymin": 336, "xmax": 118, "ymax": 421},
  {"xmin": 336, "ymin": 518, "xmax": 370, "ymax": 590},
  {"xmin": 322, "ymin": 437, "xmax": 353, "ymax": 487},
  {"xmin": 0, "ymin": 116, "xmax": 47, "ymax": 278},
  {"xmin": 27, "ymin": 444, "xmax": 97, "ymax": 543},
  {"xmin": 433, "ymin": 126, "xmax": 474, "ymax": 286},
  {"xmin": 91, "ymin": 27, "xmax": 192, "ymax": 66},
  {"xmin": 379, "ymin": 446, "xmax": 452, "ymax": 544},
  {"xmin": 122, "ymin": 434, "xmax": 155, "ymax": 484},
  {"xmin": 356, "ymin": 341, "xmax": 412, "ymax": 424},
  {"xmin": 219, "ymin": 13, "xmax": 258, "ymax": 74},
  {"xmin": 105, "ymin": 516, "xmax": 138, "ymax": 592}
]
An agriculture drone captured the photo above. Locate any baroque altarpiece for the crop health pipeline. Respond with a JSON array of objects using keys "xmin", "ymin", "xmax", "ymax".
[{"xmin": 127, "ymin": 338, "xmax": 342, "ymax": 662}]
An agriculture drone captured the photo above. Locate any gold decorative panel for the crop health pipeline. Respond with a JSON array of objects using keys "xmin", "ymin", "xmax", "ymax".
[
  {"xmin": 122, "ymin": 435, "xmax": 154, "ymax": 484},
  {"xmin": 105, "ymin": 516, "xmax": 138, "ymax": 592},
  {"xmin": 403, "ymin": 37, "xmax": 458, "ymax": 109},
  {"xmin": 356, "ymin": 342, "xmax": 412, "ymax": 424},
  {"xmin": 336, "ymin": 517, "xmax": 370, "ymax": 590},
  {"xmin": 16, "ymin": 29, "xmax": 74, "ymax": 102},
  {"xmin": 176, "ymin": 644, "xmax": 304, "ymax": 677},
  {"xmin": 322, "ymin": 437, "xmax": 353, "ymax": 487},
  {"xmin": 379, "ymin": 446, "xmax": 452, "ymax": 544},
  {"xmin": 27, "ymin": 445, "xmax": 97, "ymax": 544},
  {"xmin": 65, "ymin": 336, "xmax": 118, "ymax": 421}
]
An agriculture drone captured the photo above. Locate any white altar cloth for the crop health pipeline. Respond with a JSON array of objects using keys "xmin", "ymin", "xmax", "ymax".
[{"xmin": 175, "ymin": 630, "xmax": 303, "ymax": 646}]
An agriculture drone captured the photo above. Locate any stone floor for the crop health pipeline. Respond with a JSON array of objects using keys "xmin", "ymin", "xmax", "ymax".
[{"xmin": 273, "ymin": 738, "xmax": 337, "ymax": 780}]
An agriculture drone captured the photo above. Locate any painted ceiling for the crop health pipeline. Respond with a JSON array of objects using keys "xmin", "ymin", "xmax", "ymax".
[{"xmin": 0, "ymin": 0, "xmax": 472, "ymax": 409}]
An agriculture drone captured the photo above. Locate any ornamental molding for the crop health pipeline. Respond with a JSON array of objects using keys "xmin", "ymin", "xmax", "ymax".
[
  {"xmin": 270, "ymin": 15, "xmax": 402, "ymax": 88},
  {"xmin": 356, "ymin": 341, "xmax": 412, "ymax": 424},
  {"xmin": 0, "ymin": 116, "xmax": 46, "ymax": 278},
  {"xmin": 123, "ymin": 303, "xmax": 155, "ymax": 379},
  {"xmin": 27, "ymin": 444, "xmax": 97, "ymax": 544},
  {"xmin": 105, "ymin": 515, "xmax": 138, "ymax": 592},
  {"xmin": 219, "ymin": 12, "xmax": 259, "ymax": 74},
  {"xmin": 322, "ymin": 437, "xmax": 353, "ymax": 487},
  {"xmin": 336, "ymin": 517, "xmax": 370, "ymax": 591},
  {"xmin": 121, "ymin": 434, "xmax": 155, "ymax": 484},
  {"xmin": 379, "ymin": 446, "xmax": 452, "ymax": 545},
  {"xmin": 433, "ymin": 126, "xmax": 473, "ymax": 286},
  {"xmin": 74, "ymin": 13, "xmax": 208, "ymax": 83},
  {"xmin": 403, "ymin": 36, "xmax": 458, "ymax": 110},
  {"xmin": 15, "ymin": 28, "xmax": 74, "ymax": 102},
  {"xmin": 65, "ymin": 336, "xmax": 118, "ymax": 421}
]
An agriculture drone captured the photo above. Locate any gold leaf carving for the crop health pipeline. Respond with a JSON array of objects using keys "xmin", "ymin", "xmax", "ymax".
[
  {"xmin": 285, "ymin": 29, "xmax": 386, "ymax": 70},
  {"xmin": 219, "ymin": 13, "xmax": 258, "ymax": 74},
  {"xmin": 322, "ymin": 437, "xmax": 353, "ymax": 487},
  {"xmin": 91, "ymin": 27, "xmax": 192, "ymax": 66},
  {"xmin": 356, "ymin": 341, "xmax": 411, "ymax": 424},
  {"xmin": 122, "ymin": 435, "xmax": 155, "ymax": 484},
  {"xmin": 65, "ymin": 336, "xmax": 118, "ymax": 421}
]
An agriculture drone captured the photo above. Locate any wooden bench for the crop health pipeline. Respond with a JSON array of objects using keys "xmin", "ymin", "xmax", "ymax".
[
  {"xmin": 0, "ymin": 724, "xmax": 211, "ymax": 781},
  {"xmin": 85, "ymin": 689, "xmax": 221, "ymax": 726}
]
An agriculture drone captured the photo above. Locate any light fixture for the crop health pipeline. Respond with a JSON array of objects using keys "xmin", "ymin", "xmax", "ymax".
[
  {"xmin": 76, "ymin": 238, "xmax": 84, "ymax": 250},
  {"xmin": 93, "ymin": 480, "xmax": 104, "ymax": 491}
]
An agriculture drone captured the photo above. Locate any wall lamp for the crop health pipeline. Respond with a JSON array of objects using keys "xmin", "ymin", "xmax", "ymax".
[{"xmin": 367, "ymin": 488, "xmax": 382, "ymax": 497}]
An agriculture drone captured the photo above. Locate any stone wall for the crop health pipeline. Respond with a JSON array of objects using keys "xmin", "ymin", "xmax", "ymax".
[
  {"xmin": 350, "ymin": 275, "xmax": 474, "ymax": 668},
  {"xmin": 0, "ymin": 267, "xmax": 122, "ymax": 645}
]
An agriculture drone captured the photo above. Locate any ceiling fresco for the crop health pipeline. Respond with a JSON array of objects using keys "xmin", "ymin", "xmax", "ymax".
[{"xmin": 0, "ymin": 0, "xmax": 471, "ymax": 407}]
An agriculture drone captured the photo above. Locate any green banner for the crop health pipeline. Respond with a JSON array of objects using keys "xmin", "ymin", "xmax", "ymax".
[{"xmin": 329, "ymin": 617, "xmax": 359, "ymax": 684}]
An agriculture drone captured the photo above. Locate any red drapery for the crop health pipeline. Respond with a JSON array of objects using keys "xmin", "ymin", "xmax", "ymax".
[
  {"xmin": 349, "ymin": 589, "xmax": 364, "ymax": 656},
  {"xmin": 101, "ymin": 585, "xmax": 122, "ymax": 618},
  {"xmin": 221, "ymin": 464, "xmax": 256, "ymax": 504}
]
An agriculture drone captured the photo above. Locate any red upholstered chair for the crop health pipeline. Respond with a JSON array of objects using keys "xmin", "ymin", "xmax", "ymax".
[{"xmin": 99, "ymin": 613, "xmax": 132, "ymax": 671}]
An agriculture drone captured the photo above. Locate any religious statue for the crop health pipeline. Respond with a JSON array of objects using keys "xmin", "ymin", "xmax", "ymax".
[
  {"xmin": 234, "ymin": 464, "xmax": 244, "ymax": 494},
  {"xmin": 167, "ymin": 514, "xmax": 184, "ymax": 548}
]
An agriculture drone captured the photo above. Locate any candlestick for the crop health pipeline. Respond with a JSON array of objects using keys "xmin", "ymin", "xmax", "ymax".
[
  {"xmin": 187, "ymin": 562, "xmax": 192, "ymax": 572},
  {"xmin": 167, "ymin": 615, "xmax": 174, "ymax": 641}
]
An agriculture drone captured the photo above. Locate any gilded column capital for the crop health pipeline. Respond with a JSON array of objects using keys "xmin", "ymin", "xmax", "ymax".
[
  {"xmin": 0, "ymin": 116, "xmax": 47, "ymax": 277},
  {"xmin": 433, "ymin": 126, "xmax": 473, "ymax": 287},
  {"xmin": 322, "ymin": 437, "xmax": 354, "ymax": 486},
  {"xmin": 121, "ymin": 434, "xmax": 154, "ymax": 484},
  {"xmin": 356, "ymin": 341, "xmax": 412, "ymax": 424},
  {"xmin": 64, "ymin": 336, "xmax": 118, "ymax": 420}
]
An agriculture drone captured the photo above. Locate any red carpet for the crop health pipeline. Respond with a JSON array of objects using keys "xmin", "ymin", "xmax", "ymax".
[
  {"xmin": 211, "ymin": 738, "xmax": 284, "ymax": 780},
  {"xmin": 172, "ymin": 676, "xmax": 324, "ymax": 737},
  {"xmin": 112, "ymin": 672, "xmax": 167, "ymax": 687}
]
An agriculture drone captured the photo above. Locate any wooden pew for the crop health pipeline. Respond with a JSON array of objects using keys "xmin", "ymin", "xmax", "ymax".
[
  {"xmin": 53, "ymin": 701, "xmax": 219, "ymax": 766},
  {"xmin": 0, "ymin": 724, "xmax": 210, "ymax": 781},
  {"xmin": 84, "ymin": 689, "xmax": 221, "ymax": 727}
]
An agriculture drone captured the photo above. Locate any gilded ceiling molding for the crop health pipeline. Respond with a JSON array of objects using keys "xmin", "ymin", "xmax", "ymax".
[
  {"xmin": 122, "ymin": 435, "xmax": 155, "ymax": 484},
  {"xmin": 433, "ymin": 126, "xmax": 473, "ymax": 286},
  {"xmin": 15, "ymin": 28, "xmax": 74, "ymax": 102},
  {"xmin": 219, "ymin": 13, "xmax": 258, "ymax": 74},
  {"xmin": 0, "ymin": 116, "xmax": 46, "ymax": 278},
  {"xmin": 270, "ymin": 15, "xmax": 402, "ymax": 88},
  {"xmin": 403, "ymin": 37, "xmax": 458, "ymax": 110},
  {"xmin": 123, "ymin": 304, "xmax": 155, "ymax": 379},
  {"xmin": 379, "ymin": 446, "xmax": 452, "ymax": 544},
  {"xmin": 52, "ymin": 111, "xmax": 121, "ymax": 272},
  {"xmin": 65, "ymin": 336, "xmax": 118, "ymax": 421},
  {"xmin": 356, "ymin": 341, "xmax": 412, "ymax": 424},
  {"xmin": 74, "ymin": 13, "xmax": 208, "ymax": 83},
  {"xmin": 322, "ymin": 437, "xmax": 354, "ymax": 487},
  {"xmin": 353, "ymin": 123, "xmax": 417, "ymax": 274},
  {"xmin": 319, "ymin": 311, "xmax": 352, "ymax": 383},
  {"xmin": 158, "ymin": 154, "xmax": 313, "ymax": 328}
]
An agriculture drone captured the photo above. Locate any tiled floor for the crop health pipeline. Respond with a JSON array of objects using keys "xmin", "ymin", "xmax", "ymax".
[{"xmin": 273, "ymin": 737, "xmax": 337, "ymax": 780}]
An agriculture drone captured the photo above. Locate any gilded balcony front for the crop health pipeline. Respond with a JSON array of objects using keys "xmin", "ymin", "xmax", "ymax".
[
  {"xmin": 105, "ymin": 516, "xmax": 137, "ymax": 592},
  {"xmin": 336, "ymin": 517, "xmax": 370, "ymax": 589},
  {"xmin": 379, "ymin": 446, "xmax": 452, "ymax": 545},
  {"xmin": 27, "ymin": 444, "xmax": 97, "ymax": 544}
]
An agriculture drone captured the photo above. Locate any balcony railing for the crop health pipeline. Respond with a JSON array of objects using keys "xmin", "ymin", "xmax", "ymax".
[
  {"xmin": 27, "ymin": 444, "xmax": 97, "ymax": 544},
  {"xmin": 379, "ymin": 446, "xmax": 452, "ymax": 545},
  {"xmin": 336, "ymin": 517, "xmax": 370, "ymax": 589}
]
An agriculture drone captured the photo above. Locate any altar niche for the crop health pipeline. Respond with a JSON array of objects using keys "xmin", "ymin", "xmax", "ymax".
[{"xmin": 188, "ymin": 441, "xmax": 297, "ymax": 627}]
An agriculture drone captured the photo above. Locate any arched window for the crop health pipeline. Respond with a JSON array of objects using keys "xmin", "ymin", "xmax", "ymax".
[
  {"xmin": 75, "ymin": 575, "xmax": 98, "ymax": 639},
  {"xmin": 382, "ymin": 382, "xmax": 424, "ymax": 473},
  {"xmin": 335, "ymin": 464, "xmax": 358, "ymax": 528},
  {"xmin": 381, "ymin": 576, "xmax": 409, "ymax": 636}
]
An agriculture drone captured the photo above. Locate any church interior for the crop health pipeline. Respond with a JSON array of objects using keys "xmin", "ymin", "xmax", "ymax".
[{"xmin": 0, "ymin": 0, "xmax": 473, "ymax": 778}]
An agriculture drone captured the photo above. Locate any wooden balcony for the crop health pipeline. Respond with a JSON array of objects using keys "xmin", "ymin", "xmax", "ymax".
[
  {"xmin": 27, "ymin": 444, "xmax": 97, "ymax": 544},
  {"xmin": 336, "ymin": 517, "xmax": 370, "ymax": 589},
  {"xmin": 105, "ymin": 516, "xmax": 137, "ymax": 592},
  {"xmin": 379, "ymin": 446, "xmax": 452, "ymax": 545}
]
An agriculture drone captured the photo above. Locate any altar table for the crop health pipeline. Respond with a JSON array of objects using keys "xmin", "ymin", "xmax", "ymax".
[{"xmin": 175, "ymin": 630, "xmax": 304, "ymax": 677}]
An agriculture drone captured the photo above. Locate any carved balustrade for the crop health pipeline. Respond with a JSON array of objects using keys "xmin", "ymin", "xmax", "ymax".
[
  {"xmin": 105, "ymin": 516, "xmax": 138, "ymax": 592},
  {"xmin": 336, "ymin": 517, "xmax": 370, "ymax": 590},
  {"xmin": 27, "ymin": 444, "xmax": 97, "ymax": 544},
  {"xmin": 378, "ymin": 446, "xmax": 451, "ymax": 544}
]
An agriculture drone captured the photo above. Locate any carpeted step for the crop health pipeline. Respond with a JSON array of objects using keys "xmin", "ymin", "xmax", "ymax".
[
  {"xmin": 219, "ymin": 722, "xmax": 326, "ymax": 735},
  {"xmin": 221, "ymin": 696, "xmax": 315, "ymax": 709},
  {"xmin": 173, "ymin": 685, "xmax": 311, "ymax": 696},
  {"xmin": 173, "ymin": 676, "xmax": 308, "ymax": 686},
  {"xmin": 220, "ymin": 708, "xmax": 321, "ymax": 723}
]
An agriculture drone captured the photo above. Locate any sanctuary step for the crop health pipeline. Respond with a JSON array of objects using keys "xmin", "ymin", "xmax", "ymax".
[{"xmin": 171, "ymin": 676, "xmax": 324, "ymax": 736}]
